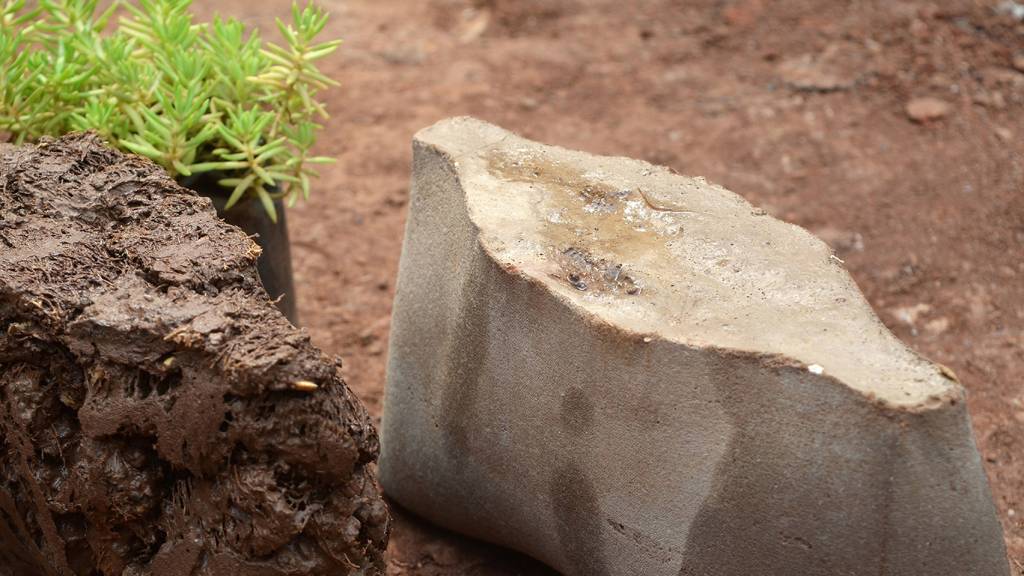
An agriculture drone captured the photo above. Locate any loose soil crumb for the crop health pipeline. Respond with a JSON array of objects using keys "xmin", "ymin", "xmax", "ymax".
[
  {"xmin": 0, "ymin": 134, "xmax": 388, "ymax": 575},
  {"xmin": 906, "ymin": 96, "xmax": 953, "ymax": 122}
]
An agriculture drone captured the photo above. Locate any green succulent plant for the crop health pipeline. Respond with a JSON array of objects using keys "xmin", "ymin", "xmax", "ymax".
[{"xmin": 0, "ymin": 0, "xmax": 340, "ymax": 221}]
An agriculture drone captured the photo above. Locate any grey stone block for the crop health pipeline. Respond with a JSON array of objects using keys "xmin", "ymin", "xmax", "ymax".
[{"xmin": 380, "ymin": 117, "xmax": 1008, "ymax": 576}]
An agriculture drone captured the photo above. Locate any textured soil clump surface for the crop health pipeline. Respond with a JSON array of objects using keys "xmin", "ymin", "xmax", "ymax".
[{"xmin": 0, "ymin": 134, "xmax": 388, "ymax": 575}]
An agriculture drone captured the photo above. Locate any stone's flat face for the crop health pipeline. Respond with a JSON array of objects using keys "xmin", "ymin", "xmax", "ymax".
[
  {"xmin": 381, "ymin": 117, "xmax": 1008, "ymax": 576},
  {"xmin": 442, "ymin": 120, "xmax": 952, "ymax": 409},
  {"xmin": 0, "ymin": 135, "xmax": 388, "ymax": 576}
]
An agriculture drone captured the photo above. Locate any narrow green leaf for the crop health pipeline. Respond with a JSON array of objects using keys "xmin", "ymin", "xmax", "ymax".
[
  {"xmin": 172, "ymin": 159, "xmax": 191, "ymax": 176},
  {"xmin": 252, "ymin": 164, "xmax": 275, "ymax": 186},
  {"xmin": 255, "ymin": 184, "xmax": 277, "ymax": 222},
  {"xmin": 120, "ymin": 138, "xmax": 163, "ymax": 159},
  {"xmin": 304, "ymin": 42, "xmax": 339, "ymax": 61},
  {"xmin": 224, "ymin": 173, "xmax": 256, "ymax": 210},
  {"xmin": 187, "ymin": 161, "xmax": 232, "ymax": 173},
  {"xmin": 263, "ymin": 171, "xmax": 299, "ymax": 182}
]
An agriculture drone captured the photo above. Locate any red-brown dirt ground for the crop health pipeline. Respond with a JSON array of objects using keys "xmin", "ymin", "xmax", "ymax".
[{"xmin": 193, "ymin": 1, "xmax": 1023, "ymax": 573}]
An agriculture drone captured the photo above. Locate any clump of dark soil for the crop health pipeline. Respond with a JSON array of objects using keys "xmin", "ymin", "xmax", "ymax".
[{"xmin": 0, "ymin": 134, "xmax": 388, "ymax": 576}]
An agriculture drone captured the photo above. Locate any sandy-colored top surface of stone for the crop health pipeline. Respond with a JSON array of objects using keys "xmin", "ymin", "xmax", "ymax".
[{"xmin": 416, "ymin": 117, "xmax": 955, "ymax": 408}]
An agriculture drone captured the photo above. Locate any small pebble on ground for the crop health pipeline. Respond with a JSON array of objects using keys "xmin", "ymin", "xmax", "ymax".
[{"xmin": 906, "ymin": 97, "xmax": 952, "ymax": 123}]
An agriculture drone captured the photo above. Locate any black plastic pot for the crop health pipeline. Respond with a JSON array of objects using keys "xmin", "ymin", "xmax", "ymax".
[{"xmin": 182, "ymin": 176, "xmax": 299, "ymax": 325}]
